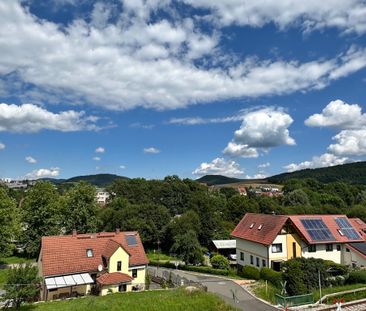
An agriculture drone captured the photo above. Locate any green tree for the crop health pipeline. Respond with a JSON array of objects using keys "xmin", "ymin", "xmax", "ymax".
[
  {"xmin": 0, "ymin": 188, "xmax": 20, "ymax": 257},
  {"xmin": 2, "ymin": 263, "xmax": 40, "ymax": 310},
  {"xmin": 210, "ymin": 254, "xmax": 230, "ymax": 270},
  {"xmin": 22, "ymin": 182, "xmax": 62, "ymax": 257},
  {"xmin": 170, "ymin": 230, "xmax": 203, "ymax": 265},
  {"xmin": 62, "ymin": 181, "xmax": 98, "ymax": 233},
  {"xmin": 283, "ymin": 189, "xmax": 310, "ymax": 206}
]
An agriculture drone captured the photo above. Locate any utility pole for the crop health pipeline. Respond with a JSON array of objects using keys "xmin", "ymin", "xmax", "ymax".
[{"xmin": 318, "ymin": 269, "xmax": 322, "ymax": 303}]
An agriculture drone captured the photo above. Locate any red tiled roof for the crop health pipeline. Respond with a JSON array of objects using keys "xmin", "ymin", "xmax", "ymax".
[
  {"xmin": 97, "ymin": 272, "xmax": 133, "ymax": 285},
  {"xmin": 349, "ymin": 218, "xmax": 366, "ymax": 239},
  {"xmin": 231, "ymin": 213, "xmax": 288, "ymax": 245},
  {"xmin": 289, "ymin": 215, "xmax": 365, "ymax": 244},
  {"xmin": 40, "ymin": 231, "xmax": 149, "ymax": 277}
]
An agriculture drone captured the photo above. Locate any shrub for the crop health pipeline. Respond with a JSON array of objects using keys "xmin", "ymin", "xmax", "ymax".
[
  {"xmin": 346, "ymin": 270, "xmax": 366, "ymax": 284},
  {"xmin": 260, "ymin": 268, "xmax": 282, "ymax": 288},
  {"xmin": 210, "ymin": 255, "xmax": 230, "ymax": 270},
  {"xmin": 242, "ymin": 265, "xmax": 260, "ymax": 280}
]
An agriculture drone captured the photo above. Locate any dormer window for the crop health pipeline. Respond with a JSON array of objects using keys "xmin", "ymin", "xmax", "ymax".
[
  {"xmin": 250, "ymin": 223, "xmax": 255, "ymax": 229},
  {"xmin": 258, "ymin": 224, "xmax": 263, "ymax": 230},
  {"xmin": 86, "ymin": 249, "xmax": 94, "ymax": 257}
]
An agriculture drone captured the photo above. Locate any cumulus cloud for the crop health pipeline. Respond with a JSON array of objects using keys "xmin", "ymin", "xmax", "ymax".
[
  {"xmin": 0, "ymin": 103, "xmax": 100, "ymax": 133},
  {"xmin": 258, "ymin": 162, "xmax": 270, "ymax": 168},
  {"xmin": 25, "ymin": 156, "xmax": 37, "ymax": 164},
  {"xmin": 328, "ymin": 129, "xmax": 366, "ymax": 156},
  {"xmin": 143, "ymin": 147, "xmax": 160, "ymax": 154},
  {"xmin": 224, "ymin": 107, "xmax": 295, "ymax": 158},
  {"xmin": 0, "ymin": 1, "xmax": 365, "ymax": 111},
  {"xmin": 26, "ymin": 167, "xmax": 60, "ymax": 179},
  {"xmin": 95, "ymin": 147, "xmax": 105, "ymax": 153},
  {"xmin": 305, "ymin": 99, "xmax": 366, "ymax": 129},
  {"xmin": 93, "ymin": 156, "xmax": 101, "ymax": 161},
  {"xmin": 0, "ymin": 142, "xmax": 5, "ymax": 150},
  {"xmin": 284, "ymin": 153, "xmax": 350, "ymax": 172},
  {"xmin": 192, "ymin": 157, "xmax": 244, "ymax": 177},
  {"xmin": 183, "ymin": 0, "xmax": 366, "ymax": 34}
]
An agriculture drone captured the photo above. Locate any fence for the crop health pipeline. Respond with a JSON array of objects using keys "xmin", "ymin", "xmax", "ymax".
[{"xmin": 275, "ymin": 293, "xmax": 314, "ymax": 307}]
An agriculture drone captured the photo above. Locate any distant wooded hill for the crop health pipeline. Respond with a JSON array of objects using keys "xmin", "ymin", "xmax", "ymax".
[
  {"xmin": 197, "ymin": 161, "xmax": 366, "ymax": 186},
  {"xmin": 41, "ymin": 174, "xmax": 128, "ymax": 187}
]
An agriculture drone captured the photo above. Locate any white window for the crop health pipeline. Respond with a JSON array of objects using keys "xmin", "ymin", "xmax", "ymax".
[
  {"xmin": 86, "ymin": 249, "xmax": 94, "ymax": 257},
  {"xmin": 271, "ymin": 243, "xmax": 282, "ymax": 253},
  {"xmin": 250, "ymin": 223, "xmax": 255, "ymax": 229}
]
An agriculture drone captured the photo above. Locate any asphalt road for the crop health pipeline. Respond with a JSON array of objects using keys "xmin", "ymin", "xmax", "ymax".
[{"xmin": 148, "ymin": 266, "xmax": 279, "ymax": 311}]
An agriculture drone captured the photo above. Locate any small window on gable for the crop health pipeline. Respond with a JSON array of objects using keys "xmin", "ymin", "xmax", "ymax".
[
  {"xmin": 258, "ymin": 224, "xmax": 263, "ymax": 230},
  {"xmin": 86, "ymin": 249, "xmax": 94, "ymax": 257},
  {"xmin": 117, "ymin": 261, "xmax": 122, "ymax": 271},
  {"xmin": 249, "ymin": 223, "xmax": 255, "ymax": 229}
]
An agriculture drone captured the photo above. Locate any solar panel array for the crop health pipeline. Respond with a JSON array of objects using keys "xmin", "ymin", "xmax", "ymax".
[
  {"xmin": 335, "ymin": 217, "xmax": 360, "ymax": 240},
  {"xmin": 300, "ymin": 219, "xmax": 335, "ymax": 241},
  {"xmin": 126, "ymin": 235, "xmax": 137, "ymax": 246}
]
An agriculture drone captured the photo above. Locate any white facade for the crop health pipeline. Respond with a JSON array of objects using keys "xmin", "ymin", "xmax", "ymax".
[
  {"xmin": 236, "ymin": 238, "xmax": 268, "ymax": 269},
  {"xmin": 96, "ymin": 191, "xmax": 110, "ymax": 205},
  {"xmin": 301, "ymin": 242, "xmax": 342, "ymax": 264}
]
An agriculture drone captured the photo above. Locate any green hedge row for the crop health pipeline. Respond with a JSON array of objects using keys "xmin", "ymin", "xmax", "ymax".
[
  {"xmin": 346, "ymin": 270, "xmax": 366, "ymax": 284},
  {"xmin": 148, "ymin": 260, "xmax": 229, "ymax": 276}
]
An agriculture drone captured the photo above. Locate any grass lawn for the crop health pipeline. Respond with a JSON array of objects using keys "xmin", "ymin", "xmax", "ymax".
[
  {"xmin": 0, "ymin": 256, "xmax": 35, "ymax": 265},
  {"xmin": 19, "ymin": 289, "xmax": 238, "ymax": 311},
  {"xmin": 147, "ymin": 251, "xmax": 177, "ymax": 262},
  {"xmin": 252, "ymin": 281, "xmax": 280, "ymax": 304},
  {"xmin": 0, "ymin": 269, "xmax": 9, "ymax": 289}
]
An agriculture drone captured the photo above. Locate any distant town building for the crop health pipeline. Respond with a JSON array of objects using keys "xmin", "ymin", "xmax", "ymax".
[
  {"xmin": 0, "ymin": 178, "xmax": 30, "ymax": 189},
  {"xmin": 96, "ymin": 188, "xmax": 110, "ymax": 206},
  {"xmin": 237, "ymin": 187, "xmax": 247, "ymax": 196}
]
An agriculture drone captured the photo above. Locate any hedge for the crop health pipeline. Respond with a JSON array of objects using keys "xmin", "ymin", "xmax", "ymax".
[
  {"xmin": 346, "ymin": 270, "xmax": 366, "ymax": 284},
  {"xmin": 148, "ymin": 261, "xmax": 229, "ymax": 276},
  {"xmin": 260, "ymin": 267, "xmax": 282, "ymax": 288},
  {"xmin": 242, "ymin": 266, "xmax": 260, "ymax": 280}
]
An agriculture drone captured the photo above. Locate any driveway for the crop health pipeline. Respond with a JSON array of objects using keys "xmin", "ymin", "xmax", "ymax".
[{"xmin": 148, "ymin": 266, "xmax": 279, "ymax": 311}]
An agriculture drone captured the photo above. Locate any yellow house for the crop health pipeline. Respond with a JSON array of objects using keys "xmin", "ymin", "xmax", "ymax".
[
  {"xmin": 232, "ymin": 213, "xmax": 366, "ymax": 271},
  {"xmin": 38, "ymin": 230, "xmax": 149, "ymax": 300}
]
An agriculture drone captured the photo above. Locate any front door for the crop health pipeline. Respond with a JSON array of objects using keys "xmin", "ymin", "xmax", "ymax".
[
  {"xmin": 118, "ymin": 284, "xmax": 127, "ymax": 292},
  {"xmin": 292, "ymin": 242, "xmax": 297, "ymax": 258}
]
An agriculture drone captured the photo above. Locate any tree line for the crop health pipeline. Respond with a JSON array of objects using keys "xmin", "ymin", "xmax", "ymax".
[{"xmin": 1, "ymin": 176, "xmax": 366, "ymax": 260}]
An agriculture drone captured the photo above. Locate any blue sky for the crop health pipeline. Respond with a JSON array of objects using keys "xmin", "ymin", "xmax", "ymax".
[{"xmin": 0, "ymin": 0, "xmax": 366, "ymax": 180}]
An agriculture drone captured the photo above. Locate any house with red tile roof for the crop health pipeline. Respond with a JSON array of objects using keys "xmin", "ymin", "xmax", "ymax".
[
  {"xmin": 231, "ymin": 213, "xmax": 366, "ymax": 271},
  {"xmin": 38, "ymin": 230, "xmax": 149, "ymax": 301}
]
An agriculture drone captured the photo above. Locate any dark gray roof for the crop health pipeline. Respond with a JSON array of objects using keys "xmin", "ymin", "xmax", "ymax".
[{"xmin": 349, "ymin": 242, "xmax": 366, "ymax": 256}]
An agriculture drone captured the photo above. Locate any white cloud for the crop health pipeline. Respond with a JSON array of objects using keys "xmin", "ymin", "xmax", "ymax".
[
  {"xmin": 0, "ymin": 142, "xmax": 5, "ymax": 150},
  {"xmin": 143, "ymin": 147, "xmax": 160, "ymax": 154},
  {"xmin": 0, "ymin": 103, "xmax": 100, "ymax": 133},
  {"xmin": 95, "ymin": 147, "xmax": 105, "ymax": 153},
  {"xmin": 25, "ymin": 167, "xmax": 60, "ymax": 179},
  {"xmin": 0, "ymin": 2, "xmax": 365, "ymax": 111},
  {"xmin": 183, "ymin": 0, "xmax": 366, "ymax": 34},
  {"xmin": 119, "ymin": 165, "xmax": 126, "ymax": 169},
  {"xmin": 305, "ymin": 99, "xmax": 366, "ymax": 129},
  {"xmin": 129, "ymin": 122, "xmax": 155, "ymax": 129},
  {"xmin": 245, "ymin": 173, "xmax": 268, "ymax": 179},
  {"xmin": 224, "ymin": 107, "xmax": 295, "ymax": 158},
  {"xmin": 284, "ymin": 153, "xmax": 350, "ymax": 172},
  {"xmin": 328, "ymin": 129, "xmax": 366, "ymax": 156},
  {"xmin": 168, "ymin": 114, "xmax": 244, "ymax": 125},
  {"xmin": 25, "ymin": 156, "xmax": 37, "ymax": 164},
  {"xmin": 93, "ymin": 156, "xmax": 101, "ymax": 161},
  {"xmin": 223, "ymin": 142, "xmax": 259, "ymax": 158},
  {"xmin": 258, "ymin": 162, "xmax": 270, "ymax": 168},
  {"xmin": 192, "ymin": 157, "xmax": 244, "ymax": 177}
]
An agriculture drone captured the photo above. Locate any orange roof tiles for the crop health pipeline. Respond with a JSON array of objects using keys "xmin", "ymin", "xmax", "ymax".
[
  {"xmin": 231, "ymin": 213, "xmax": 288, "ymax": 246},
  {"xmin": 97, "ymin": 272, "xmax": 133, "ymax": 285},
  {"xmin": 40, "ymin": 231, "xmax": 148, "ymax": 277}
]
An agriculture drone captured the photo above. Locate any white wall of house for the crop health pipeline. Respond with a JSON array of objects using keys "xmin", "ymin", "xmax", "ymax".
[
  {"xmin": 343, "ymin": 247, "xmax": 366, "ymax": 267},
  {"xmin": 236, "ymin": 238, "xmax": 268, "ymax": 268},
  {"xmin": 301, "ymin": 243, "xmax": 342, "ymax": 264}
]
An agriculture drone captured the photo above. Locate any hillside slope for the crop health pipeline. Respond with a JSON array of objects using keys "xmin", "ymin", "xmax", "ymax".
[
  {"xmin": 42, "ymin": 174, "xmax": 128, "ymax": 187},
  {"xmin": 268, "ymin": 161, "xmax": 366, "ymax": 184}
]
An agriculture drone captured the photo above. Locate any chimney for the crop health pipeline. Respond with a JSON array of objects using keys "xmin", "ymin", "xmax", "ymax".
[
  {"xmin": 72, "ymin": 229, "xmax": 77, "ymax": 237},
  {"xmin": 116, "ymin": 228, "xmax": 120, "ymax": 234}
]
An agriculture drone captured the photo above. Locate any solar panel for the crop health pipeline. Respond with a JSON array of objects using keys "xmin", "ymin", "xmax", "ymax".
[
  {"xmin": 126, "ymin": 235, "xmax": 137, "ymax": 245},
  {"xmin": 300, "ymin": 219, "xmax": 335, "ymax": 241},
  {"xmin": 335, "ymin": 217, "xmax": 360, "ymax": 240}
]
